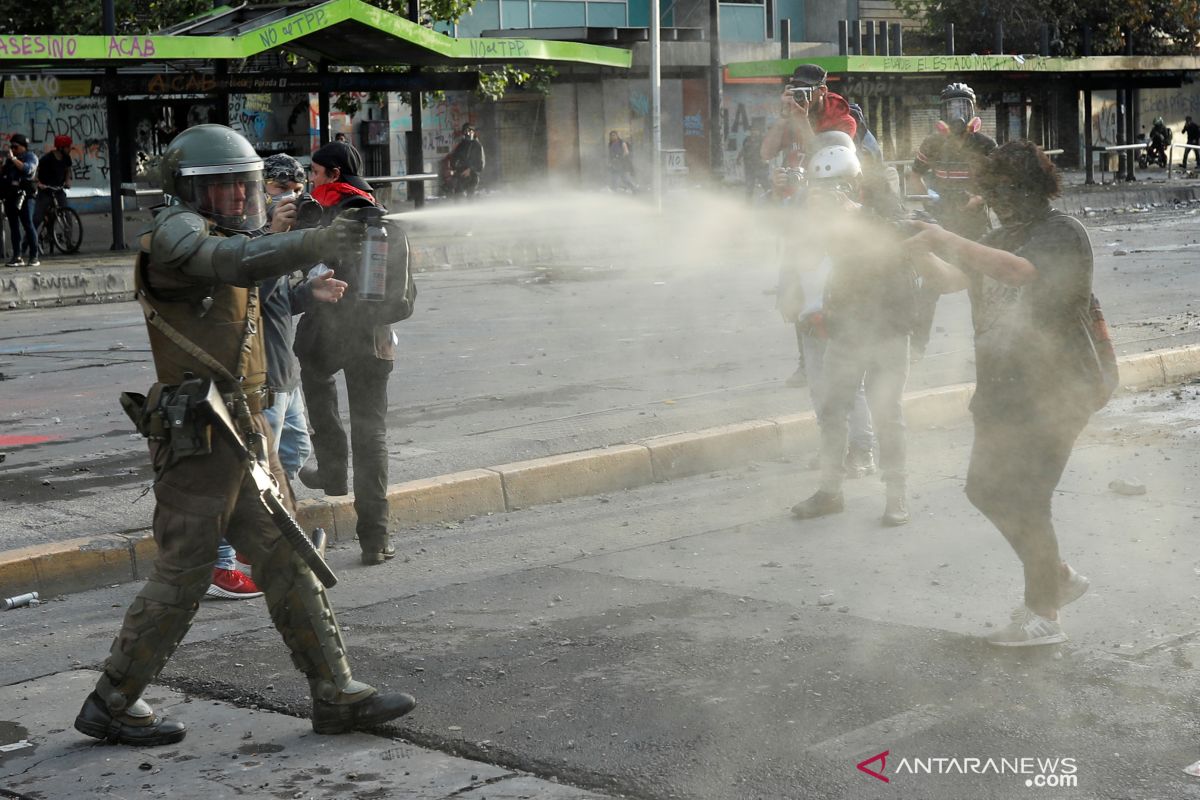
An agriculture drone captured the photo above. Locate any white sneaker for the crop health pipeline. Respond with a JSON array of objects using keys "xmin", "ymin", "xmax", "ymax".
[
  {"xmin": 1010, "ymin": 564, "xmax": 1090, "ymax": 622},
  {"xmin": 988, "ymin": 608, "xmax": 1067, "ymax": 647}
]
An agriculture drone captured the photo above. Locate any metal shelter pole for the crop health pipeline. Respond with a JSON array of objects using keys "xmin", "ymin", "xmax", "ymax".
[
  {"xmin": 651, "ymin": 0, "xmax": 662, "ymax": 208},
  {"xmin": 407, "ymin": 0, "xmax": 426, "ymax": 208},
  {"xmin": 1084, "ymin": 89, "xmax": 1094, "ymax": 184},
  {"xmin": 318, "ymin": 61, "xmax": 331, "ymax": 147},
  {"xmin": 1125, "ymin": 31, "xmax": 1136, "ymax": 181},
  {"xmin": 103, "ymin": 0, "xmax": 126, "ymax": 250},
  {"xmin": 708, "ymin": 0, "xmax": 723, "ymax": 176}
]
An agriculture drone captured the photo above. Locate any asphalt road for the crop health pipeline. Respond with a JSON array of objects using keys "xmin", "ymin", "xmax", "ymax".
[
  {"xmin": 1, "ymin": 198, "xmax": 1200, "ymax": 553},
  {"xmin": 4, "ymin": 385, "xmax": 1200, "ymax": 799}
]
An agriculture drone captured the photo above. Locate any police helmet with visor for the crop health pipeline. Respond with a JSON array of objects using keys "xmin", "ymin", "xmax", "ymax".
[{"xmin": 160, "ymin": 124, "xmax": 267, "ymax": 232}]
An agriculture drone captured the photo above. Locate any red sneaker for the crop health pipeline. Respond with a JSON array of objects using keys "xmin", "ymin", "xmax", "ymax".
[{"xmin": 205, "ymin": 567, "xmax": 263, "ymax": 600}]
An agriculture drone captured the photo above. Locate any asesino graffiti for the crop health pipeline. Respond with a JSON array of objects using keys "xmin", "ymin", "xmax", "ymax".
[
  {"xmin": 0, "ymin": 35, "xmax": 156, "ymax": 59},
  {"xmin": 0, "ymin": 36, "xmax": 78, "ymax": 58}
]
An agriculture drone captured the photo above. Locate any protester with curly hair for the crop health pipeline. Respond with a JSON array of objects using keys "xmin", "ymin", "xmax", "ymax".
[{"xmin": 903, "ymin": 140, "xmax": 1102, "ymax": 647}]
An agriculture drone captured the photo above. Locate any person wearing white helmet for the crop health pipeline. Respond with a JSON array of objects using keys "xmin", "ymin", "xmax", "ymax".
[
  {"xmin": 790, "ymin": 133, "xmax": 917, "ymax": 527},
  {"xmin": 778, "ymin": 131, "xmax": 876, "ymax": 479}
]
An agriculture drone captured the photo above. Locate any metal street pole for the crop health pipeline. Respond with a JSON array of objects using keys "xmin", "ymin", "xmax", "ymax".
[
  {"xmin": 103, "ymin": 0, "xmax": 125, "ymax": 250},
  {"xmin": 650, "ymin": 0, "xmax": 662, "ymax": 208},
  {"xmin": 708, "ymin": 0, "xmax": 722, "ymax": 177}
]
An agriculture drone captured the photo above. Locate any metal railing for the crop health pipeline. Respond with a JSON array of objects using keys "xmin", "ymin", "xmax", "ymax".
[
  {"xmin": 1167, "ymin": 143, "xmax": 1200, "ymax": 180},
  {"xmin": 1088, "ymin": 142, "xmax": 1146, "ymax": 184}
]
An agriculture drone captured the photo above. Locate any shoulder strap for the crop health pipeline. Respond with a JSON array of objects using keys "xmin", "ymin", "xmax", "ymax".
[{"xmin": 136, "ymin": 285, "xmax": 260, "ymax": 390}]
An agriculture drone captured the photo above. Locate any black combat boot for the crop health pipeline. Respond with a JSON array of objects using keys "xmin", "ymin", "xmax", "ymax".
[
  {"xmin": 312, "ymin": 689, "xmax": 416, "ymax": 734},
  {"xmin": 74, "ymin": 692, "xmax": 187, "ymax": 746},
  {"xmin": 790, "ymin": 490, "xmax": 845, "ymax": 519},
  {"xmin": 361, "ymin": 543, "xmax": 397, "ymax": 566}
]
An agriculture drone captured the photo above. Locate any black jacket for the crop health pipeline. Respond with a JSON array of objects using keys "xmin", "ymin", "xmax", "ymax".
[{"xmin": 293, "ymin": 186, "xmax": 395, "ymax": 373}]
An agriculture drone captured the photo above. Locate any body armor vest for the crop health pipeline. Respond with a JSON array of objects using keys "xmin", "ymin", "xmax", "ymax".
[{"xmin": 136, "ymin": 208, "xmax": 267, "ymax": 394}]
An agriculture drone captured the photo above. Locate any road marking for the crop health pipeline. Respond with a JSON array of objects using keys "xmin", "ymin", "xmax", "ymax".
[
  {"xmin": 806, "ymin": 704, "xmax": 948, "ymax": 761},
  {"xmin": 0, "ymin": 433, "xmax": 61, "ymax": 446}
]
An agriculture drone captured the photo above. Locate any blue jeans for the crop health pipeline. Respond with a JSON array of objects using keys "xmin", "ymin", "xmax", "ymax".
[
  {"xmin": 261, "ymin": 386, "xmax": 312, "ymax": 481},
  {"xmin": 800, "ymin": 330, "xmax": 874, "ymax": 453},
  {"xmin": 4, "ymin": 193, "xmax": 38, "ymax": 261},
  {"xmin": 215, "ymin": 541, "xmax": 236, "ymax": 571},
  {"xmin": 816, "ymin": 335, "xmax": 910, "ymax": 493}
]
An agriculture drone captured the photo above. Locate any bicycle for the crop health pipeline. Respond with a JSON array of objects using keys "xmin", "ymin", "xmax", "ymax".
[{"xmin": 37, "ymin": 187, "xmax": 82, "ymax": 255}]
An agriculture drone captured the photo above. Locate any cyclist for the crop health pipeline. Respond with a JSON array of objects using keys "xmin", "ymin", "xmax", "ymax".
[{"xmin": 34, "ymin": 134, "xmax": 73, "ymax": 232}]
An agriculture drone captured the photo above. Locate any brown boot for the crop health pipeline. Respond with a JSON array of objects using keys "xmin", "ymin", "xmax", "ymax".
[
  {"xmin": 882, "ymin": 492, "xmax": 909, "ymax": 527},
  {"xmin": 790, "ymin": 490, "xmax": 844, "ymax": 519}
]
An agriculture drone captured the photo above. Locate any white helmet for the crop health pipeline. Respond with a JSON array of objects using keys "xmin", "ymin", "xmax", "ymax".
[{"xmin": 807, "ymin": 131, "xmax": 861, "ymax": 184}]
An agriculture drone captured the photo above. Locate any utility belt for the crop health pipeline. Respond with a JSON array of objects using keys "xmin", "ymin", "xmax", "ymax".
[{"xmin": 121, "ymin": 378, "xmax": 272, "ymax": 464}]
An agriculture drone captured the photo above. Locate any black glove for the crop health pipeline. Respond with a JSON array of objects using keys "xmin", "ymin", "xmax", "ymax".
[{"xmin": 310, "ymin": 215, "xmax": 367, "ymax": 264}]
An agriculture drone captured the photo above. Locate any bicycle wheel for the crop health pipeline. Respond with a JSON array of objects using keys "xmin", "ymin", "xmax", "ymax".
[
  {"xmin": 53, "ymin": 207, "xmax": 82, "ymax": 254},
  {"xmin": 39, "ymin": 215, "xmax": 55, "ymax": 254}
]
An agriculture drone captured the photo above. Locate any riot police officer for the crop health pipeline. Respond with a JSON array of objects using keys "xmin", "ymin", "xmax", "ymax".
[{"xmin": 73, "ymin": 124, "xmax": 416, "ymax": 746}]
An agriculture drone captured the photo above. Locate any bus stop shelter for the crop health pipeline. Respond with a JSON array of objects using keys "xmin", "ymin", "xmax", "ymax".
[
  {"xmin": 726, "ymin": 53, "xmax": 1200, "ymax": 184},
  {"xmin": 0, "ymin": 0, "xmax": 631, "ymax": 247}
]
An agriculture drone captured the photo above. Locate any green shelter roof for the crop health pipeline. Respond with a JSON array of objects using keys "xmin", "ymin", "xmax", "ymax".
[
  {"xmin": 727, "ymin": 53, "xmax": 1200, "ymax": 79},
  {"xmin": 0, "ymin": 0, "xmax": 631, "ymax": 68}
]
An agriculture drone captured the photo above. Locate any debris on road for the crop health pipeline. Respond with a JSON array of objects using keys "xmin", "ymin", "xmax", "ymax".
[{"xmin": 3, "ymin": 591, "xmax": 39, "ymax": 610}]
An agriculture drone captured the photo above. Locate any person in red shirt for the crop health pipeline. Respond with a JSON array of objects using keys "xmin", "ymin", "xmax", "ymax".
[{"xmin": 761, "ymin": 64, "xmax": 857, "ymax": 170}]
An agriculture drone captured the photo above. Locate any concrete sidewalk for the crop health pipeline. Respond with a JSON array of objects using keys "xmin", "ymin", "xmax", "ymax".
[
  {"xmin": 0, "ymin": 670, "xmax": 614, "ymax": 800},
  {"xmin": 2, "ymin": 342, "xmax": 1197, "ymax": 602}
]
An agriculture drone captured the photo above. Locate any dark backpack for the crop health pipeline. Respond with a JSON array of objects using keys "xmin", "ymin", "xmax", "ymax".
[{"xmin": 327, "ymin": 196, "xmax": 418, "ymax": 326}]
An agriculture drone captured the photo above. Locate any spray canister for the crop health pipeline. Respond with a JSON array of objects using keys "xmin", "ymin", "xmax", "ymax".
[
  {"xmin": 3, "ymin": 591, "xmax": 38, "ymax": 610},
  {"xmin": 358, "ymin": 216, "xmax": 389, "ymax": 302}
]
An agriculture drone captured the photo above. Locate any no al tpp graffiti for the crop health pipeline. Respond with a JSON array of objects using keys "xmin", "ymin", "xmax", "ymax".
[{"xmin": 468, "ymin": 39, "xmax": 528, "ymax": 58}]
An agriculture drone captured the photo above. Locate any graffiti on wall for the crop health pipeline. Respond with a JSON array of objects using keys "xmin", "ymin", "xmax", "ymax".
[
  {"xmin": 721, "ymin": 85, "xmax": 779, "ymax": 177},
  {"xmin": 230, "ymin": 93, "xmax": 271, "ymax": 143},
  {"xmin": 388, "ymin": 94, "xmax": 471, "ymax": 174},
  {"xmin": 1138, "ymin": 86, "xmax": 1200, "ymax": 133},
  {"xmin": 0, "ymin": 95, "xmax": 110, "ymax": 187},
  {"xmin": 1089, "ymin": 92, "xmax": 1119, "ymax": 148}
]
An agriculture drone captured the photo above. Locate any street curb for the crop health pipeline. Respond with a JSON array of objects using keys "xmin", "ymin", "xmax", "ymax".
[
  {"xmin": 4, "ymin": 344, "xmax": 1199, "ymax": 600},
  {"xmin": 0, "ymin": 261, "xmax": 135, "ymax": 309}
]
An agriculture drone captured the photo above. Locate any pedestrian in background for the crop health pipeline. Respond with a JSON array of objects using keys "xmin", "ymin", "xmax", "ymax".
[
  {"xmin": 607, "ymin": 130, "xmax": 637, "ymax": 193},
  {"xmin": 2, "ymin": 133, "xmax": 39, "ymax": 267},
  {"xmin": 737, "ymin": 121, "xmax": 768, "ymax": 200},
  {"xmin": 448, "ymin": 123, "xmax": 485, "ymax": 198},
  {"xmin": 1181, "ymin": 115, "xmax": 1200, "ymax": 169},
  {"xmin": 903, "ymin": 140, "xmax": 1100, "ymax": 647},
  {"xmin": 34, "ymin": 134, "xmax": 73, "ymax": 233}
]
